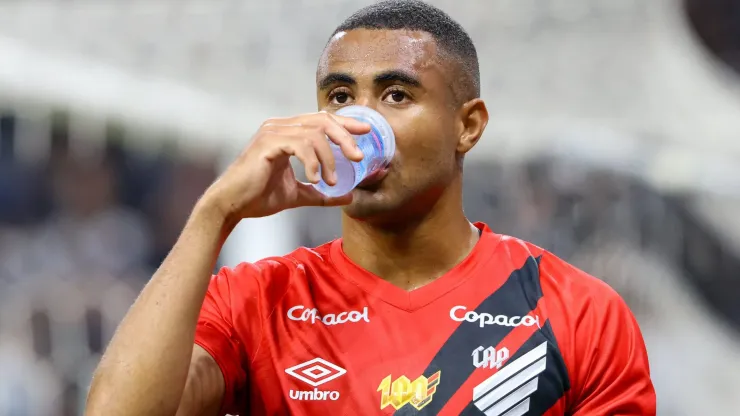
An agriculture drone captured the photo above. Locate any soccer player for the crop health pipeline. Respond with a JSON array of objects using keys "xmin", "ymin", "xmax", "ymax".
[{"xmin": 86, "ymin": 1, "xmax": 656, "ymax": 415}]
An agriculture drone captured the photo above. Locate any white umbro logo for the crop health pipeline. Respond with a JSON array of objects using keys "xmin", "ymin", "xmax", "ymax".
[
  {"xmin": 285, "ymin": 358, "xmax": 347, "ymax": 387},
  {"xmin": 473, "ymin": 342, "xmax": 548, "ymax": 416}
]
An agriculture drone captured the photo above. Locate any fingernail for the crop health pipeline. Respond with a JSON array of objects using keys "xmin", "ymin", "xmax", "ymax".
[{"xmin": 330, "ymin": 171, "xmax": 337, "ymax": 183}]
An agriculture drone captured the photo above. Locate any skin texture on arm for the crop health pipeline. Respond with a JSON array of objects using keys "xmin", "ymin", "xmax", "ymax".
[{"xmin": 175, "ymin": 346, "xmax": 225, "ymax": 416}]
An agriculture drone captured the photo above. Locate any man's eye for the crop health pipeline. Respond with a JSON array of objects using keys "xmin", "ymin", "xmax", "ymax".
[
  {"xmin": 384, "ymin": 90, "xmax": 408, "ymax": 103},
  {"xmin": 328, "ymin": 88, "xmax": 352, "ymax": 104}
]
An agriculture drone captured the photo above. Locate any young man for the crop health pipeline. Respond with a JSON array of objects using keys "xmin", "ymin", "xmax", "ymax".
[{"xmin": 86, "ymin": 1, "xmax": 656, "ymax": 415}]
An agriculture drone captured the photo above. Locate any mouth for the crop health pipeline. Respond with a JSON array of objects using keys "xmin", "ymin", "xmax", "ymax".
[{"xmin": 356, "ymin": 165, "xmax": 390, "ymax": 190}]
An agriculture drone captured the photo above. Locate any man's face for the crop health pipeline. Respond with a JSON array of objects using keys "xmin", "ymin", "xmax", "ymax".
[{"xmin": 316, "ymin": 29, "xmax": 463, "ymax": 224}]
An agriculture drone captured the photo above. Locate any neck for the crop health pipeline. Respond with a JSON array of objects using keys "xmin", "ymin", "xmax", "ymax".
[{"xmin": 341, "ymin": 179, "xmax": 479, "ymax": 290}]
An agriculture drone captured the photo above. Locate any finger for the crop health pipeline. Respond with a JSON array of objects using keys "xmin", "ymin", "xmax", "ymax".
[
  {"xmin": 326, "ymin": 113, "xmax": 372, "ymax": 135},
  {"xmin": 260, "ymin": 126, "xmax": 338, "ymax": 185},
  {"xmin": 264, "ymin": 112, "xmax": 370, "ymax": 135},
  {"xmin": 321, "ymin": 116, "xmax": 365, "ymax": 162},
  {"xmin": 309, "ymin": 134, "xmax": 338, "ymax": 186},
  {"xmin": 294, "ymin": 182, "xmax": 354, "ymax": 208},
  {"xmin": 264, "ymin": 113, "xmax": 366, "ymax": 163},
  {"xmin": 279, "ymin": 138, "xmax": 322, "ymax": 184}
]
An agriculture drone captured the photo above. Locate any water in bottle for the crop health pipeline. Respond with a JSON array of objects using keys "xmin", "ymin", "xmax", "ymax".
[{"xmin": 313, "ymin": 106, "xmax": 396, "ymax": 197}]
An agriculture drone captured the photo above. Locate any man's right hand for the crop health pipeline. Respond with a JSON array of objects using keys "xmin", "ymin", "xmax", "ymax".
[{"xmin": 201, "ymin": 112, "xmax": 369, "ymax": 220}]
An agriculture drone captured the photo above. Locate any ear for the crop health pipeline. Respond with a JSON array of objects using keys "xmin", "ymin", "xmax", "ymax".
[{"xmin": 456, "ymin": 98, "xmax": 489, "ymax": 154}]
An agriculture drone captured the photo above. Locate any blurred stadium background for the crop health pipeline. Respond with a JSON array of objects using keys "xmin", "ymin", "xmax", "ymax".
[{"xmin": 1, "ymin": 0, "xmax": 740, "ymax": 414}]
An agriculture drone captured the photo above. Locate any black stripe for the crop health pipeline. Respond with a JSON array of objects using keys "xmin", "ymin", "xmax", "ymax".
[
  {"xmin": 394, "ymin": 255, "xmax": 543, "ymax": 416},
  {"xmin": 460, "ymin": 321, "xmax": 570, "ymax": 415}
]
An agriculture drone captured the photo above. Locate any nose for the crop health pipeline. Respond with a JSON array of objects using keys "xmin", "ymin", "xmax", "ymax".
[{"xmin": 353, "ymin": 95, "xmax": 377, "ymax": 111}]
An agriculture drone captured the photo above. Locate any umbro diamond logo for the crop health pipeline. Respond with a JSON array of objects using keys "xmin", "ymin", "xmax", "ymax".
[
  {"xmin": 285, "ymin": 358, "xmax": 347, "ymax": 387},
  {"xmin": 473, "ymin": 342, "xmax": 548, "ymax": 416}
]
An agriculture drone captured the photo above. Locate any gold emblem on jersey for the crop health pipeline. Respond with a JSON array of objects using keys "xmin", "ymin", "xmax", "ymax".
[{"xmin": 377, "ymin": 371, "xmax": 441, "ymax": 410}]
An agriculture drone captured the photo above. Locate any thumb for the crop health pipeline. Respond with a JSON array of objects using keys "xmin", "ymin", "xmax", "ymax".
[{"xmin": 294, "ymin": 182, "xmax": 354, "ymax": 208}]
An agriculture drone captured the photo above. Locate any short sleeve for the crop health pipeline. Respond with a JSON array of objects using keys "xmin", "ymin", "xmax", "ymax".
[
  {"xmin": 570, "ymin": 283, "xmax": 657, "ymax": 415},
  {"xmin": 195, "ymin": 264, "xmax": 260, "ymax": 415}
]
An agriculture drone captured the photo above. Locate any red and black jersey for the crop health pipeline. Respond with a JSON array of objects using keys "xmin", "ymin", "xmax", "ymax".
[{"xmin": 195, "ymin": 223, "xmax": 656, "ymax": 415}]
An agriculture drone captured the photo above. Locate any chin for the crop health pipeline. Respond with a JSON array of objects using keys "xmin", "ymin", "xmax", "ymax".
[
  {"xmin": 342, "ymin": 188, "xmax": 399, "ymax": 221},
  {"xmin": 341, "ymin": 187, "xmax": 418, "ymax": 227}
]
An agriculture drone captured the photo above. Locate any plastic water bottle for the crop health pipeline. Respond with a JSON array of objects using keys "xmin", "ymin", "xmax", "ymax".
[{"xmin": 313, "ymin": 106, "xmax": 396, "ymax": 197}]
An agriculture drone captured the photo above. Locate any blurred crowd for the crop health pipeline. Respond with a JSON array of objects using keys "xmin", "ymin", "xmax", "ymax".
[
  {"xmin": 0, "ymin": 113, "xmax": 217, "ymax": 415},
  {"xmin": 2, "ymin": 112, "xmax": 740, "ymax": 415}
]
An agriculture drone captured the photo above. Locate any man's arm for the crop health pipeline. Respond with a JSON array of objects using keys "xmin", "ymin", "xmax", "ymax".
[
  {"xmin": 176, "ymin": 346, "xmax": 225, "ymax": 416},
  {"xmin": 570, "ymin": 283, "xmax": 656, "ymax": 416},
  {"xmin": 86, "ymin": 204, "xmax": 234, "ymax": 416}
]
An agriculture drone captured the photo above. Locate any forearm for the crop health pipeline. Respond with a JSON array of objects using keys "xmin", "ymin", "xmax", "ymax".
[{"xmin": 86, "ymin": 202, "xmax": 235, "ymax": 416}]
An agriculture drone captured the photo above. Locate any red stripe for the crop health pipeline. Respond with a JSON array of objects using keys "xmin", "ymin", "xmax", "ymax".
[{"xmin": 437, "ymin": 299, "xmax": 547, "ymax": 416}]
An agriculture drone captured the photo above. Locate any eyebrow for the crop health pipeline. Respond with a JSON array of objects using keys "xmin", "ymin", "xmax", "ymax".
[
  {"xmin": 317, "ymin": 70, "xmax": 422, "ymax": 90},
  {"xmin": 318, "ymin": 73, "xmax": 356, "ymax": 90},
  {"xmin": 373, "ymin": 70, "xmax": 421, "ymax": 88}
]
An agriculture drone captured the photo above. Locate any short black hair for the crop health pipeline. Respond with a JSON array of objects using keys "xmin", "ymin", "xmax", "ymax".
[{"xmin": 331, "ymin": 0, "xmax": 480, "ymax": 102}]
